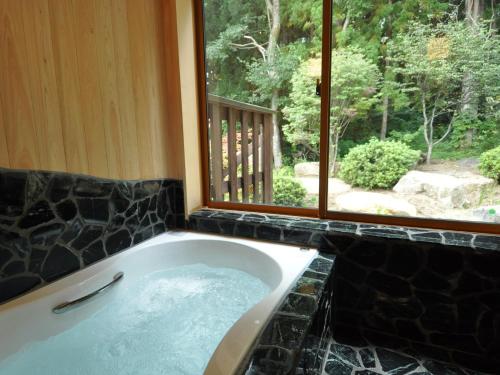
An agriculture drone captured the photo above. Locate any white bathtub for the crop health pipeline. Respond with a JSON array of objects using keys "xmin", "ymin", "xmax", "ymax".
[{"xmin": 0, "ymin": 231, "xmax": 317, "ymax": 375}]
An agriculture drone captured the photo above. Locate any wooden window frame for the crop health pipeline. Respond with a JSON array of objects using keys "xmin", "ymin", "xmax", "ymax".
[{"xmin": 193, "ymin": 0, "xmax": 499, "ymax": 235}]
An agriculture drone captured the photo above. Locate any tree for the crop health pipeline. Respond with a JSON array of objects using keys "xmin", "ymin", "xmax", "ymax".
[
  {"xmin": 461, "ymin": 0, "xmax": 485, "ymax": 146},
  {"xmin": 283, "ymin": 49, "xmax": 380, "ymax": 174},
  {"xmin": 205, "ymin": 0, "xmax": 319, "ymax": 170},
  {"xmin": 389, "ymin": 20, "xmax": 499, "ymax": 164}
]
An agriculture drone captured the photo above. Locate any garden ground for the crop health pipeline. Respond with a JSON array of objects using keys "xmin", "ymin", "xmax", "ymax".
[{"xmin": 294, "ymin": 159, "xmax": 500, "ymax": 223}]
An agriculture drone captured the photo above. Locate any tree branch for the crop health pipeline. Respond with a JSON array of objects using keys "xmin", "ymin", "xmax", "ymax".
[
  {"xmin": 230, "ymin": 35, "xmax": 267, "ymax": 61},
  {"xmin": 433, "ymin": 121, "xmax": 453, "ymax": 146}
]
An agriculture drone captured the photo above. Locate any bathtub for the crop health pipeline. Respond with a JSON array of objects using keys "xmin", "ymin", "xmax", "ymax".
[{"xmin": 0, "ymin": 231, "xmax": 317, "ymax": 375}]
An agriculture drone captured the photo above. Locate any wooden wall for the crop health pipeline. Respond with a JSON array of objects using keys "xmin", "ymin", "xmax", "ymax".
[{"xmin": 0, "ymin": 0, "xmax": 184, "ymax": 180}]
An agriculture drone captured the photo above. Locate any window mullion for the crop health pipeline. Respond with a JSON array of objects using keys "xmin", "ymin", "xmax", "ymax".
[{"xmin": 318, "ymin": 0, "xmax": 333, "ymax": 219}]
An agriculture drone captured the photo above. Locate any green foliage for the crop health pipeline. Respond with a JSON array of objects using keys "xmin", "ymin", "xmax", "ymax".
[
  {"xmin": 388, "ymin": 19, "xmax": 500, "ymax": 162},
  {"xmin": 203, "ymin": 0, "xmax": 500, "ymax": 178},
  {"xmin": 283, "ymin": 49, "xmax": 380, "ymax": 159},
  {"xmin": 450, "ymin": 115, "xmax": 500, "ymax": 152},
  {"xmin": 272, "ymin": 170, "xmax": 307, "ymax": 207},
  {"xmin": 479, "ymin": 146, "xmax": 500, "ymax": 182},
  {"xmin": 339, "ymin": 139, "xmax": 420, "ymax": 189}
]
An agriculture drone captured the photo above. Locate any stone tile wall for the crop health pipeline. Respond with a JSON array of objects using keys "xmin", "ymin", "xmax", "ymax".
[
  {"xmin": 240, "ymin": 254, "xmax": 335, "ymax": 375},
  {"xmin": 189, "ymin": 209, "xmax": 500, "ymax": 373},
  {"xmin": 0, "ymin": 168, "xmax": 184, "ymax": 303}
]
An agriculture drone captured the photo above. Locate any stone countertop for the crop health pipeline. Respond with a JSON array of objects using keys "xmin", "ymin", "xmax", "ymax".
[{"xmin": 189, "ymin": 209, "xmax": 499, "ymax": 252}]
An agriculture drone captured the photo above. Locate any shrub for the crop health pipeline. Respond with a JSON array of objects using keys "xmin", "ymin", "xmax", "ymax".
[
  {"xmin": 479, "ymin": 146, "xmax": 500, "ymax": 182},
  {"xmin": 339, "ymin": 138, "xmax": 420, "ymax": 189},
  {"xmin": 273, "ymin": 172, "xmax": 307, "ymax": 207}
]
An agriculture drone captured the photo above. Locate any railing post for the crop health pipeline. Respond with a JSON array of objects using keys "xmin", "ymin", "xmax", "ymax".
[
  {"xmin": 210, "ymin": 103, "xmax": 223, "ymax": 201},
  {"xmin": 228, "ymin": 108, "xmax": 238, "ymax": 202},
  {"xmin": 252, "ymin": 113, "xmax": 261, "ymax": 203},
  {"xmin": 241, "ymin": 111, "xmax": 250, "ymax": 203},
  {"xmin": 263, "ymin": 114, "xmax": 273, "ymax": 203}
]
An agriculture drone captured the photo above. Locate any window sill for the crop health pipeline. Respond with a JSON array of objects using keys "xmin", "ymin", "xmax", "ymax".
[{"xmin": 188, "ymin": 208, "xmax": 499, "ymax": 251}]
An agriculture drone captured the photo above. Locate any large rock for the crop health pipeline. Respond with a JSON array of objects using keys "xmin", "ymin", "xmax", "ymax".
[
  {"xmin": 294, "ymin": 162, "xmax": 319, "ymax": 177},
  {"xmin": 335, "ymin": 192, "xmax": 417, "ymax": 216},
  {"xmin": 393, "ymin": 171, "xmax": 495, "ymax": 208},
  {"xmin": 297, "ymin": 177, "xmax": 351, "ymax": 195}
]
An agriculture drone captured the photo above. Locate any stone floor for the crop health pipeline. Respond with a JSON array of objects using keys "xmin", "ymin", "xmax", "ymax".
[{"xmin": 322, "ymin": 339, "xmax": 489, "ymax": 375}]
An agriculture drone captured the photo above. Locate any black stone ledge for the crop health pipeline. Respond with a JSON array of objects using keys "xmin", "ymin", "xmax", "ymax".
[
  {"xmin": 189, "ymin": 209, "xmax": 499, "ymax": 252},
  {"xmin": 239, "ymin": 254, "xmax": 335, "ymax": 375}
]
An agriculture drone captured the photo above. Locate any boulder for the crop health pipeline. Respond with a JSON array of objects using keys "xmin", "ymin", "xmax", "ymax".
[
  {"xmin": 294, "ymin": 162, "xmax": 319, "ymax": 178},
  {"xmin": 296, "ymin": 177, "xmax": 351, "ymax": 196},
  {"xmin": 335, "ymin": 192, "xmax": 417, "ymax": 216},
  {"xmin": 393, "ymin": 171, "xmax": 495, "ymax": 208}
]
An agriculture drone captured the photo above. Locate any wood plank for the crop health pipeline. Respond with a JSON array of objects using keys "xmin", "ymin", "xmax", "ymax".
[
  {"xmin": 227, "ymin": 108, "xmax": 238, "ymax": 202},
  {"xmin": 263, "ymin": 113, "xmax": 273, "ymax": 203},
  {"xmin": 48, "ymin": 0, "xmax": 89, "ymax": 173},
  {"xmin": 126, "ymin": 0, "xmax": 154, "ymax": 178},
  {"xmin": 110, "ymin": 0, "xmax": 140, "ymax": 179},
  {"xmin": 222, "ymin": 172, "xmax": 264, "ymax": 193},
  {"xmin": 252, "ymin": 113, "xmax": 261, "ymax": 203},
  {"xmin": 95, "ymin": 0, "xmax": 124, "ymax": 179},
  {"xmin": 161, "ymin": 0, "xmax": 184, "ymax": 179},
  {"xmin": 0, "ymin": 97, "xmax": 9, "ymax": 167},
  {"xmin": 74, "ymin": 0, "xmax": 109, "ymax": 177},
  {"xmin": 241, "ymin": 111, "xmax": 250, "ymax": 202},
  {"xmin": 0, "ymin": 1, "xmax": 40, "ymax": 169},
  {"xmin": 210, "ymin": 103, "xmax": 223, "ymax": 201},
  {"xmin": 144, "ymin": 0, "xmax": 169, "ymax": 178},
  {"xmin": 21, "ymin": 0, "xmax": 66, "ymax": 171}
]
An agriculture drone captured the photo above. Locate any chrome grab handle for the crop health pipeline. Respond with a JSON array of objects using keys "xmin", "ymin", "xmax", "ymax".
[{"xmin": 52, "ymin": 272, "xmax": 124, "ymax": 314}]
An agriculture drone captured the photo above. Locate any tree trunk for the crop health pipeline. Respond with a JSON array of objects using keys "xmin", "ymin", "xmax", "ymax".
[
  {"xmin": 491, "ymin": 0, "xmax": 497, "ymax": 33},
  {"xmin": 380, "ymin": 95, "xmax": 389, "ymax": 140},
  {"xmin": 329, "ymin": 128, "xmax": 340, "ymax": 176},
  {"xmin": 271, "ymin": 89, "xmax": 282, "ymax": 168},
  {"xmin": 461, "ymin": 0, "xmax": 484, "ymax": 146},
  {"xmin": 380, "ymin": 0, "xmax": 392, "ymax": 140},
  {"xmin": 426, "ymin": 143, "xmax": 433, "ymax": 165},
  {"xmin": 267, "ymin": 0, "xmax": 282, "ymax": 169}
]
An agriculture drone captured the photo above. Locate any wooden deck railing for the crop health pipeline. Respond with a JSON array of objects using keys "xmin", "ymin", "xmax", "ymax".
[{"xmin": 207, "ymin": 94, "xmax": 274, "ymax": 204}]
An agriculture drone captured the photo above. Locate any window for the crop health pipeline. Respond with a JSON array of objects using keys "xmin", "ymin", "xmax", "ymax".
[{"xmin": 195, "ymin": 1, "xmax": 500, "ymax": 234}]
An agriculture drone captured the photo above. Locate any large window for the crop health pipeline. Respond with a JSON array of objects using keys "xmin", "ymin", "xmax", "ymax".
[{"xmin": 196, "ymin": 0, "xmax": 500, "ymax": 233}]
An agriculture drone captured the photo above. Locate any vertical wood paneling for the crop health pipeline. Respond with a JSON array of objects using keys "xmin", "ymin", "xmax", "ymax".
[
  {"xmin": 95, "ymin": 0, "xmax": 124, "ymax": 179},
  {"xmin": 162, "ymin": 0, "xmax": 184, "ymax": 179},
  {"xmin": 0, "ymin": 103, "xmax": 10, "ymax": 167},
  {"xmin": 48, "ymin": 0, "xmax": 89, "ymax": 174},
  {"xmin": 0, "ymin": 0, "xmax": 183, "ymax": 179},
  {"xmin": 126, "ymin": 0, "xmax": 154, "ymax": 178},
  {"xmin": 21, "ymin": 0, "xmax": 67, "ymax": 171},
  {"xmin": 145, "ymin": 1, "xmax": 168, "ymax": 178},
  {"xmin": 0, "ymin": 1, "xmax": 40, "ymax": 169},
  {"xmin": 110, "ymin": 0, "xmax": 140, "ymax": 179},
  {"xmin": 74, "ymin": 0, "xmax": 109, "ymax": 177}
]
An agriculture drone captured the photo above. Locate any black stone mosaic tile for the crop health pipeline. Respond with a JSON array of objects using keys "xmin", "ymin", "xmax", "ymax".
[
  {"xmin": 321, "ymin": 338, "xmax": 491, "ymax": 375},
  {"xmin": 188, "ymin": 208, "xmax": 500, "ymax": 373},
  {"xmin": 241, "ymin": 254, "xmax": 335, "ymax": 375},
  {"xmin": 0, "ymin": 168, "xmax": 184, "ymax": 304}
]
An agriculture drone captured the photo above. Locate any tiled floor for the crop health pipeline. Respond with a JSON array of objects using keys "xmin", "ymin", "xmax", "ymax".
[{"xmin": 322, "ymin": 339, "xmax": 488, "ymax": 375}]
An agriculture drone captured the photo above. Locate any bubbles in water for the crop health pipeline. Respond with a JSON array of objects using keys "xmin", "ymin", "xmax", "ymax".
[{"xmin": 0, "ymin": 264, "xmax": 269, "ymax": 375}]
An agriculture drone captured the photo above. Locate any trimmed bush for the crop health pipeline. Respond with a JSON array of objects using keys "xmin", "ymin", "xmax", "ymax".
[
  {"xmin": 339, "ymin": 138, "xmax": 420, "ymax": 189},
  {"xmin": 479, "ymin": 146, "xmax": 500, "ymax": 182},
  {"xmin": 273, "ymin": 174, "xmax": 307, "ymax": 207}
]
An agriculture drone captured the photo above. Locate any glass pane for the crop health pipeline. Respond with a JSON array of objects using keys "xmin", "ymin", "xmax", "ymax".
[
  {"xmin": 327, "ymin": 1, "xmax": 500, "ymax": 224},
  {"xmin": 203, "ymin": 0, "xmax": 323, "ymax": 208}
]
